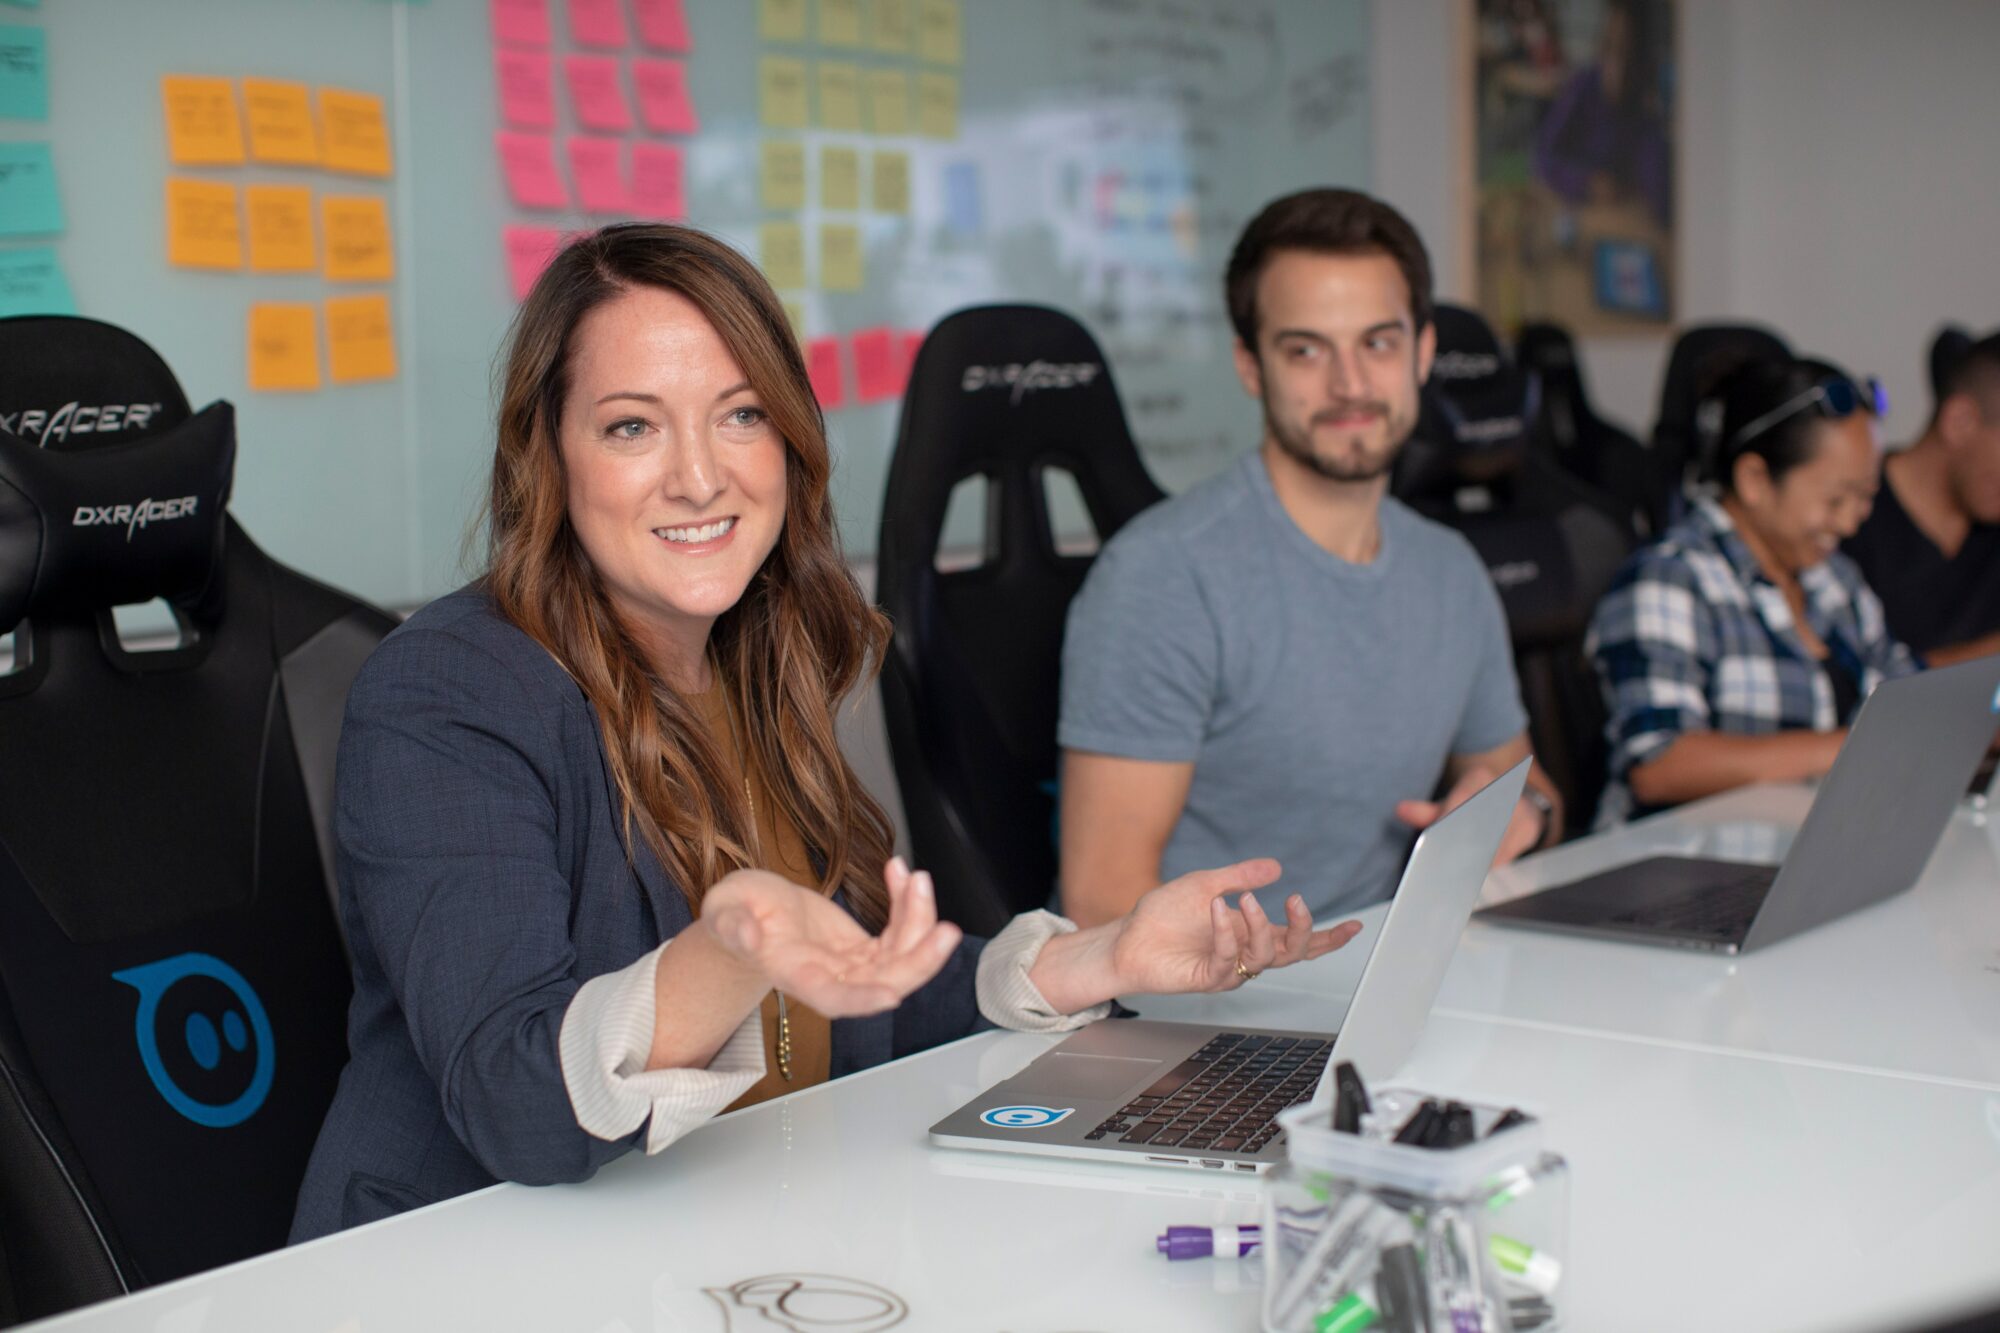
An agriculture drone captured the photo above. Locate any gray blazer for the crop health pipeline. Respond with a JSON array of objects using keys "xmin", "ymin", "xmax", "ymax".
[{"xmin": 290, "ymin": 587, "xmax": 987, "ymax": 1242}]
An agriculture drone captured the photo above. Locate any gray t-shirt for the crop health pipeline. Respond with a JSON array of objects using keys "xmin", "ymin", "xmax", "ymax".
[{"xmin": 1058, "ymin": 450, "xmax": 1527, "ymax": 918}]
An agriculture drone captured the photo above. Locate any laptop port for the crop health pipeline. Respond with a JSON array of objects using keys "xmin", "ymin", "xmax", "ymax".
[{"xmin": 1200, "ymin": 1159, "xmax": 1224, "ymax": 1169}]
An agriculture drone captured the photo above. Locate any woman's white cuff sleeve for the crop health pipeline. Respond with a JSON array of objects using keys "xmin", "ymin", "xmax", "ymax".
[
  {"xmin": 975, "ymin": 910, "xmax": 1113, "ymax": 1032},
  {"xmin": 559, "ymin": 941, "xmax": 767, "ymax": 1155}
]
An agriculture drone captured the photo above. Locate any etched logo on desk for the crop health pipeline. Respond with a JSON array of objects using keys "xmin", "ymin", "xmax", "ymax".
[
  {"xmin": 112, "ymin": 952, "xmax": 275, "ymax": 1128},
  {"xmin": 977, "ymin": 1104, "xmax": 1073, "ymax": 1130}
]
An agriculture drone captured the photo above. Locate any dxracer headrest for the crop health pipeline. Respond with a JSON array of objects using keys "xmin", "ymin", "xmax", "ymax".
[
  {"xmin": 0, "ymin": 316, "xmax": 194, "ymax": 450},
  {"xmin": 1400, "ymin": 304, "xmax": 1539, "ymax": 499}
]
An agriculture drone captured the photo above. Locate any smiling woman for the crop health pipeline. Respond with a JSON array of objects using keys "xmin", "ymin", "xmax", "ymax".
[{"xmin": 287, "ymin": 223, "xmax": 1362, "ymax": 1242}]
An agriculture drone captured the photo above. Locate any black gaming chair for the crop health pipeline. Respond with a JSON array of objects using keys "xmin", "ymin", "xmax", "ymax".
[
  {"xmin": 1395, "ymin": 305, "xmax": 1636, "ymax": 834},
  {"xmin": 0, "ymin": 317, "xmax": 394, "ymax": 1323},
  {"xmin": 1650, "ymin": 322, "xmax": 1792, "ymax": 529},
  {"xmin": 877, "ymin": 306, "xmax": 1164, "ymax": 936},
  {"xmin": 1515, "ymin": 321, "xmax": 1658, "ymax": 538}
]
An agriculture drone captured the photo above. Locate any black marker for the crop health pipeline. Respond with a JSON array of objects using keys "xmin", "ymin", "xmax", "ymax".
[
  {"xmin": 1392, "ymin": 1098, "xmax": 1443, "ymax": 1145},
  {"xmin": 1332, "ymin": 1061, "xmax": 1371, "ymax": 1133},
  {"xmin": 1436, "ymin": 1101, "xmax": 1477, "ymax": 1148},
  {"xmin": 1487, "ymin": 1107, "xmax": 1531, "ymax": 1136}
]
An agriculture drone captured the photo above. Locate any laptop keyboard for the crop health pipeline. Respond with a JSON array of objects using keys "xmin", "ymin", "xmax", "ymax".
[
  {"xmin": 1082, "ymin": 1032, "xmax": 1331, "ymax": 1155},
  {"xmin": 1615, "ymin": 868, "xmax": 1776, "ymax": 935}
]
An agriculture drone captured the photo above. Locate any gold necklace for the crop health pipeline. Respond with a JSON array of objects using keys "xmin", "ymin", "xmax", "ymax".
[{"xmin": 724, "ymin": 687, "xmax": 793, "ymax": 1082}]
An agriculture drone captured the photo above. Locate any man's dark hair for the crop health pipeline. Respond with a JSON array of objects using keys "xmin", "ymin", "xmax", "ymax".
[
  {"xmin": 1929, "ymin": 325, "xmax": 2000, "ymax": 427},
  {"xmin": 1224, "ymin": 188, "xmax": 1434, "ymax": 347}
]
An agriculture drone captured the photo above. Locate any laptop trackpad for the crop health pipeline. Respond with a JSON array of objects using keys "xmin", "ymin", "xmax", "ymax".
[{"xmin": 1010, "ymin": 1054, "xmax": 1161, "ymax": 1100}]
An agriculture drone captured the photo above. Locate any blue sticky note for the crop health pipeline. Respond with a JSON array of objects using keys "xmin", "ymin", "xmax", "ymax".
[
  {"xmin": 943, "ymin": 161, "xmax": 981, "ymax": 237},
  {"xmin": 0, "ymin": 142, "xmax": 62, "ymax": 235},
  {"xmin": 0, "ymin": 24, "xmax": 46, "ymax": 121},
  {"xmin": 0, "ymin": 246, "xmax": 75, "ymax": 317}
]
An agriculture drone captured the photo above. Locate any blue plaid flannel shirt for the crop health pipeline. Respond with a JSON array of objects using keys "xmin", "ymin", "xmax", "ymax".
[{"xmin": 1587, "ymin": 498, "xmax": 1919, "ymax": 825}]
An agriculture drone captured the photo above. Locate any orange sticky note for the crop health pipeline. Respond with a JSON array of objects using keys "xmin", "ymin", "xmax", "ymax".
[
  {"xmin": 497, "ymin": 131, "xmax": 568, "ymax": 209},
  {"xmin": 630, "ymin": 142, "xmax": 685, "ymax": 220},
  {"xmin": 633, "ymin": 58, "xmax": 698, "ymax": 134},
  {"xmin": 245, "ymin": 184, "xmax": 317, "ymax": 273},
  {"xmin": 247, "ymin": 303, "xmax": 321, "ymax": 392},
  {"xmin": 321, "ymin": 194, "xmax": 394, "ymax": 282},
  {"xmin": 165, "ymin": 178, "xmax": 242, "ymax": 270},
  {"xmin": 496, "ymin": 50, "xmax": 556, "ymax": 129},
  {"xmin": 318, "ymin": 87, "xmax": 392, "ymax": 177},
  {"xmin": 567, "ymin": 136, "xmax": 628, "ymax": 215},
  {"xmin": 503, "ymin": 224, "xmax": 566, "ymax": 300},
  {"xmin": 325, "ymin": 294, "xmax": 398, "ymax": 384},
  {"xmin": 564, "ymin": 55, "xmax": 632, "ymax": 132},
  {"xmin": 242, "ymin": 78, "xmax": 319, "ymax": 166},
  {"xmin": 160, "ymin": 76, "xmax": 245, "ymax": 166}
]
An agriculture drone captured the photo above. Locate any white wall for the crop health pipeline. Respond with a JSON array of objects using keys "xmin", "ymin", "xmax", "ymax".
[{"xmin": 1371, "ymin": 0, "xmax": 2000, "ymax": 446}]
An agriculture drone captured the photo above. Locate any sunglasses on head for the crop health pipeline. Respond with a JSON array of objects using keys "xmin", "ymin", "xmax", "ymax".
[{"xmin": 1731, "ymin": 375, "xmax": 1888, "ymax": 450}]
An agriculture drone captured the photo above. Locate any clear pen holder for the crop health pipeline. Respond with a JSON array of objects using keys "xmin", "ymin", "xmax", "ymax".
[{"xmin": 1262, "ymin": 1089, "xmax": 1568, "ymax": 1333}]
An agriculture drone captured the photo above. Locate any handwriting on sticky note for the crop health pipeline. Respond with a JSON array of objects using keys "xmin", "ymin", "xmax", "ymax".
[
  {"xmin": 321, "ymin": 194, "xmax": 394, "ymax": 282},
  {"xmin": 0, "ymin": 24, "xmax": 49, "ymax": 122},
  {"xmin": 918, "ymin": 0, "xmax": 961, "ymax": 64},
  {"xmin": 319, "ymin": 88, "xmax": 392, "ymax": 177},
  {"xmin": 0, "ymin": 247, "xmax": 74, "ymax": 318},
  {"xmin": 758, "ymin": 56, "xmax": 808, "ymax": 130},
  {"xmin": 869, "ymin": 0, "xmax": 911, "ymax": 53},
  {"xmin": 326, "ymin": 294, "xmax": 398, "ymax": 384},
  {"xmin": 242, "ymin": 78, "xmax": 318, "ymax": 166},
  {"xmin": 247, "ymin": 303, "xmax": 321, "ymax": 392},
  {"xmin": 165, "ymin": 177, "xmax": 240, "ymax": 269},
  {"xmin": 806, "ymin": 336, "xmax": 844, "ymax": 408},
  {"xmin": 497, "ymin": 131, "xmax": 568, "ymax": 210},
  {"xmin": 760, "ymin": 140, "xmax": 804, "ymax": 210},
  {"xmin": 502, "ymin": 224, "xmax": 567, "ymax": 300},
  {"xmin": 759, "ymin": 0, "xmax": 807, "ymax": 42},
  {"xmin": 819, "ymin": 223, "xmax": 862, "ymax": 291},
  {"xmin": 565, "ymin": 55, "xmax": 632, "ymax": 132},
  {"xmin": 160, "ymin": 76, "xmax": 244, "ymax": 166},
  {"xmin": 568, "ymin": 136, "xmax": 628, "ymax": 215},
  {"xmin": 871, "ymin": 151, "xmax": 909, "ymax": 213},
  {"xmin": 918, "ymin": 72, "xmax": 957, "ymax": 139},
  {"xmin": 0, "ymin": 141, "xmax": 63, "ymax": 237},
  {"xmin": 633, "ymin": 58, "xmax": 698, "ymax": 134},
  {"xmin": 759, "ymin": 221, "xmax": 805, "ymax": 290},
  {"xmin": 566, "ymin": 0, "xmax": 627, "ymax": 48},
  {"xmin": 820, "ymin": 146, "xmax": 859, "ymax": 211},
  {"xmin": 491, "ymin": 0, "xmax": 551, "ymax": 47},
  {"xmin": 633, "ymin": 0, "xmax": 690, "ymax": 53},
  {"xmin": 817, "ymin": 0, "xmax": 861, "ymax": 47},
  {"xmin": 630, "ymin": 142, "xmax": 684, "ymax": 220},
  {"xmin": 246, "ymin": 185, "xmax": 316, "ymax": 273},
  {"xmin": 496, "ymin": 50, "xmax": 555, "ymax": 129},
  {"xmin": 866, "ymin": 69, "xmax": 907, "ymax": 135}
]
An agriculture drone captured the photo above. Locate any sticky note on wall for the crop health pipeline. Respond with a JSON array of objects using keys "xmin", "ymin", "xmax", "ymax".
[
  {"xmin": 565, "ymin": 55, "xmax": 632, "ymax": 132},
  {"xmin": 816, "ymin": 62, "xmax": 861, "ymax": 131},
  {"xmin": 245, "ymin": 184, "xmax": 317, "ymax": 273},
  {"xmin": 566, "ymin": 0, "xmax": 627, "ymax": 48},
  {"xmin": 492, "ymin": 0, "xmax": 552, "ymax": 48},
  {"xmin": 497, "ymin": 131, "xmax": 568, "ymax": 209},
  {"xmin": 319, "ymin": 88, "xmax": 392, "ymax": 177},
  {"xmin": 161, "ymin": 76, "xmax": 245, "ymax": 165},
  {"xmin": 0, "ymin": 141, "xmax": 62, "ymax": 236},
  {"xmin": 634, "ymin": 59, "xmax": 698, "ymax": 134},
  {"xmin": 918, "ymin": 0, "xmax": 961, "ymax": 64},
  {"xmin": 165, "ymin": 177, "xmax": 240, "ymax": 268},
  {"xmin": 759, "ymin": 221, "xmax": 805, "ymax": 290},
  {"xmin": 247, "ymin": 303, "xmax": 321, "ymax": 391},
  {"xmin": 567, "ymin": 136, "xmax": 629, "ymax": 214},
  {"xmin": 817, "ymin": 0, "xmax": 861, "ymax": 47},
  {"xmin": 503, "ymin": 224, "xmax": 566, "ymax": 300},
  {"xmin": 760, "ymin": 140, "xmax": 805, "ymax": 210},
  {"xmin": 871, "ymin": 151, "xmax": 909, "ymax": 213},
  {"xmin": 866, "ymin": 69, "xmax": 907, "ymax": 135},
  {"xmin": 918, "ymin": 72, "xmax": 958, "ymax": 139},
  {"xmin": 819, "ymin": 223, "xmax": 862, "ymax": 291},
  {"xmin": 630, "ymin": 142, "xmax": 685, "ymax": 220},
  {"xmin": 870, "ymin": 0, "xmax": 912, "ymax": 53},
  {"xmin": 820, "ymin": 146, "xmax": 858, "ymax": 210},
  {"xmin": 0, "ymin": 24, "xmax": 49, "ymax": 122},
  {"xmin": 242, "ymin": 79, "xmax": 319, "ymax": 166},
  {"xmin": 326, "ymin": 294, "xmax": 398, "ymax": 384},
  {"xmin": 0, "ymin": 246, "xmax": 75, "ymax": 318},
  {"xmin": 496, "ymin": 50, "xmax": 556, "ymax": 129},
  {"xmin": 322, "ymin": 194, "xmax": 394, "ymax": 281},
  {"xmin": 759, "ymin": 0, "xmax": 807, "ymax": 42},
  {"xmin": 759, "ymin": 57, "xmax": 808, "ymax": 130},
  {"xmin": 852, "ymin": 326, "xmax": 901, "ymax": 402},
  {"xmin": 805, "ymin": 336, "xmax": 844, "ymax": 408},
  {"xmin": 633, "ymin": 0, "xmax": 691, "ymax": 53}
]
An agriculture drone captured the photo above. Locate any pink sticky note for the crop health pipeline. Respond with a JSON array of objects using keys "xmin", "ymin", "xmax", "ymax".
[
  {"xmin": 567, "ymin": 0, "xmax": 628, "ymax": 48},
  {"xmin": 491, "ymin": 0, "xmax": 551, "ymax": 48},
  {"xmin": 899, "ymin": 331, "xmax": 925, "ymax": 386},
  {"xmin": 495, "ymin": 50, "xmax": 556, "ymax": 130},
  {"xmin": 631, "ymin": 142, "xmax": 686, "ymax": 220},
  {"xmin": 633, "ymin": 0, "xmax": 691, "ymax": 53},
  {"xmin": 806, "ymin": 337, "xmax": 845, "ymax": 410},
  {"xmin": 633, "ymin": 58, "xmax": 699, "ymax": 135},
  {"xmin": 503, "ymin": 225, "xmax": 567, "ymax": 300},
  {"xmin": 852, "ymin": 328, "xmax": 899, "ymax": 403},
  {"xmin": 565, "ymin": 56, "xmax": 633, "ymax": 133},
  {"xmin": 497, "ymin": 131, "xmax": 569, "ymax": 210},
  {"xmin": 568, "ymin": 136, "xmax": 629, "ymax": 215}
]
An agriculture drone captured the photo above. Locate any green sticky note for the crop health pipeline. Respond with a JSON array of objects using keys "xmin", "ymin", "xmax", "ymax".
[
  {"xmin": 0, "ymin": 142, "xmax": 62, "ymax": 235},
  {"xmin": 0, "ymin": 1, "xmax": 41, "ymax": 11},
  {"xmin": 0, "ymin": 246, "xmax": 75, "ymax": 317},
  {"xmin": 0, "ymin": 24, "xmax": 48, "ymax": 120}
]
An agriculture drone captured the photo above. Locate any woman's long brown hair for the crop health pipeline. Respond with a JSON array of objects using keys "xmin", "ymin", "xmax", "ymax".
[{"xmin": 484, "ymin": 223, "xmax": 895, "ymax": 930}]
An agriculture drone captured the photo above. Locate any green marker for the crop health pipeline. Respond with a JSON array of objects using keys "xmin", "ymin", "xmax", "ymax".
[
  {"xmin": 1314, "ymin": 1289, "xmax": 1379, "ymax": 1333},
  {"xmin": 1491, "ymin": 1233, "xmax": 1562, "ymax": 1296}
]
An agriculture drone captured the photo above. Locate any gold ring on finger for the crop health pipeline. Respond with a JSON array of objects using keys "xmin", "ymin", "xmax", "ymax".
[{"xmin": 1234, "ymin": 958, "xmax": 1258, "ymax": 982}]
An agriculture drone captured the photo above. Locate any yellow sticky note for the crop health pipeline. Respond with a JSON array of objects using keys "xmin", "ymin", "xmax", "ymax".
[
  {"xmin": 760, "ymin": 139, "xmax": 806, "ymax": 210},
  {"xmin": 816, "ymin": 61, "xmax": 862, "ymax": 132},
  {"xmin": 165, "ymin": 178, "xmax": 242, "ymax": 270},
  {"xmin": 866, "ymin": 68, "xmax": 908, "ymax": 135},
  {"xmin": 821, "ymin": 146, "xmax": 859, "ymax": 211},
  {"xmin": 161, "ymin": 76, "xmax": 245, "ymax": 166},
  {"xmin": 758, "ymin": 57, "xmax": 809, "ymax": 130},
  {"xmin": 759, "ymin": 0, "xmax": 807, "ymax": 41},
  {"xmin": 818, "ymin": 0, "xmax": 862, "ymax": 47},
  {"xmin": 919, "ymin": 0, "xmax": 962, "ymax": 64},
  {"xmin": 242, "ymin": 78, "xmax": 319, "ymax": 166},
  {"xmin": 245, "ymin": 185, "xmax": 317, "ymax": 273},
  {"xmin": 782, "ymin": 299, "xmax": 807, "ymax": 343},
  {"xmin": 918, "ymin": 71, "xmax": 958, "ymax": 139},
  {"xmin": 321, "ymin": 195, "xmax": 395, "ymax": 282},
  {"xmin": 871, "ymin": 150, "xmax": 909, "ymax": 214},
  {"xmin": 326, "ymin": 294, "xmax": 398, "ymax": 384},
  {"xmin": 318, "ymin": 87, "xmax": 392, "ymax": 177},
  {"xmin": 870, "ymin": 0, "xmax": 912, "ymax": 52},
  {"xmin": 760, "ymin": 221, "xmax": 806, "ymax": 290},
  {"xmin": 819, "ymin": 223, "xmax": 862, "ymax": 291},
  {"xmin": 247, "ymin": 303, "xmax": 321, "ymax": 392}
]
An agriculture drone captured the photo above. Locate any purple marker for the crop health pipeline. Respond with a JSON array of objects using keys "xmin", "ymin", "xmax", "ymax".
[{"xmin": 1156, "ymin": 1224, "xmax": 1261, "ymax": 1260}]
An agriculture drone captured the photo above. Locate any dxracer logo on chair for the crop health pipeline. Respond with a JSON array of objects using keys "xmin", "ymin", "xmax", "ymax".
[{"xmin": 112, "ymin": 953, "xmax": 275, "ymax": 1128}]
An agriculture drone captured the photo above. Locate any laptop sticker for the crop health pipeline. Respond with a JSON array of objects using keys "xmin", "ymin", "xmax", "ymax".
[{"xmin": 978, "ymin": 1104, "xmax": 1074, "ymax": 1129}]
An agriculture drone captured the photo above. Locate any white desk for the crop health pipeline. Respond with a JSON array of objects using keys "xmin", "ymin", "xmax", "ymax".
[{"xmin": 33, "ymin": 787, "xmax": 2000, "ymax": 1332}]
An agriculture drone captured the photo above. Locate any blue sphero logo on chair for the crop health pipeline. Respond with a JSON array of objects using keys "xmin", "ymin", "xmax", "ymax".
[
  {"xmin": 112, "ymin": 952, "xmax": 275, "ymax": 1128},
  {"xmin": 978, "ymin": 1104, "xmax": 1073, "ymax": 1130}
]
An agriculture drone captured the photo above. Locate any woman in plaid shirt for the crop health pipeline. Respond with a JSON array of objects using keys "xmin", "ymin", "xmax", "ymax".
[{"xmin": 1588, "ymin": 354, "xmax": 1919, "ymax": 825}]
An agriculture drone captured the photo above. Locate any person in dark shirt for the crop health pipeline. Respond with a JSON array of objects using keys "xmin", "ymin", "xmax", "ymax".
[{"xmin": 1844, "ymin": 327, "xmax": 2000, "ymax": 665}]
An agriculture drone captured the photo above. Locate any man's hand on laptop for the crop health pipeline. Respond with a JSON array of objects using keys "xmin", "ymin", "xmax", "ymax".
[{"xmin": 1027, "ymin": 858, "xmax": 1363, "ymax": 1014}]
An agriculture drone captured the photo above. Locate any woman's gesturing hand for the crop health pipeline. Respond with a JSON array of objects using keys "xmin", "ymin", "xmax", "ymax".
[
  {"xmin": 700, "ymin": 858, "xmax": 961, "ymax": 1018},
  {"xmin": 1109, "ymin": 859, "xmax": 1362, "ymax": 996}
]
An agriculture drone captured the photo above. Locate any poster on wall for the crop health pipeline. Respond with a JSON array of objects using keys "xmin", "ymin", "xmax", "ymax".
[{"xmin": 1473, "ymin": 0, "xmax": 1674, "ymax": 336}]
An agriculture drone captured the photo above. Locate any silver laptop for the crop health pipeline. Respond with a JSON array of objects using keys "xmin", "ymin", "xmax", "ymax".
[
  {"xmin": 1478, "ymin": 654, "xmax": 2000, "ymax": 955},
  {"xmin": 929, "ymin": 760, "xmax": 1528, "ymax": 1174}
]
